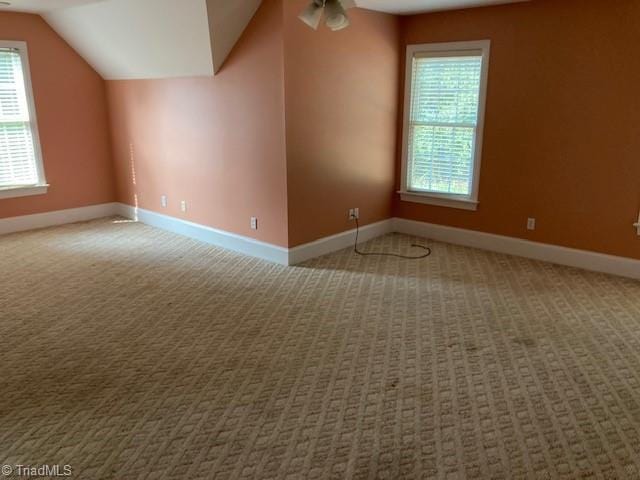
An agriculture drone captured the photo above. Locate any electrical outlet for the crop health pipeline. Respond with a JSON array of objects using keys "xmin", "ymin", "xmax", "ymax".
[
  {"xmin": 250, "ymin": 217, "xmax": 258, "ymax": 230},
  {"xmin": 181, "ymin": 200, "xmax": 187, "ymax": 213},
  {"xmin": 161, "ymin": 195, "xmax": 168, "ymax": 208},
  {"xmin": 527, "ymin": 218, "xmax": 536, "ymax": 231},
  {"xmin": 349, "ymin": 208, "xmax": 360, "ymax": 220}
]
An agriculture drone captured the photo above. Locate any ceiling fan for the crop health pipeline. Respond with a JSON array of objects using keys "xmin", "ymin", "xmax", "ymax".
[{"xmin": 298, "ymin": 0, "xmax": 356, "ymax": 32}]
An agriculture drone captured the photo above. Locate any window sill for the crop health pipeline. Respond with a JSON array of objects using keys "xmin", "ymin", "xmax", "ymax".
[
  {"xmin": 399, "ymin": 191, "xmax": 479, "ymax": 211},
  {"xmin": 0, "ymin": 184, "xmax": 49, "ymax": 200}
]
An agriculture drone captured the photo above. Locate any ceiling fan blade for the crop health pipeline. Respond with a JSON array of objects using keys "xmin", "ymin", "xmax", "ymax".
[
  {"xmin": 298, "ymin": 2, "xmax": 324, "ymax": 30},
  {"xmin": 325, "ymin": 0, "xmax": 350, "ymax": 31}
]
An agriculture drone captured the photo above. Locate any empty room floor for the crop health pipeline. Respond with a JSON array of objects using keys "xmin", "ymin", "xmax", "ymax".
[{"xmin": 1, "ymin": 219, "xmax": 640, "ymax": 479}]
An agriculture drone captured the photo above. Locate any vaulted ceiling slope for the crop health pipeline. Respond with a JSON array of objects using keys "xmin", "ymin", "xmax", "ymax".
[
  {"xmin": 43, "ymin": 0, "xmax": 213, "ymax": 79},
  {"xmin": 2, "ymin": 0, "xmax": 262, "ymax": 80},
  {"xmin": 207, "ymin": 0, "xmax": 262, "ymax": 74}
]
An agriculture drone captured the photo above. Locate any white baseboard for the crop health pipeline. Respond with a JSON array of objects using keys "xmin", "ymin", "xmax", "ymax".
[
  {"xmin": 3, "ymin": 203, "xmax": 637, "ymax": 279},
  {"xmin": 0, "ymin": 202, "xmax": 119, "ymax": 236},
  {"xmin": 116, "ymin": 204, "xmax": 290, "ymax": 265},
  {"xmin": 393, "ymin": 218, "xmax": 640, "ymax": 281},
  {"xmin": 288, "ymin": 219, "xmax": 393, "ymax": 265},
  {"xmin": 116, "ymin": 204, "xmax": 392, "ymax": 266}
]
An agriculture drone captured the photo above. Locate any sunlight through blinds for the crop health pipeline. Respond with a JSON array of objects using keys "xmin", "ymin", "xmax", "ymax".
[
  {"xmin": 408, "ymin": 54, "xmax": 482, "ymax": 196},
  {"xmin": 0, "ymin": 47, "xmax": 38, "ymax": 188}
]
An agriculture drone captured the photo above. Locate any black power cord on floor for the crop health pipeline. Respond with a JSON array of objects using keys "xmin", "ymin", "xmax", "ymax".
[{"xmin": 354, "ymin": 218, "xmax": 432, "ymax": 259}]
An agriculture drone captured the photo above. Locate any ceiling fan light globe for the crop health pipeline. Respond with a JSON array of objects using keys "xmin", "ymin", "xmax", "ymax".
[
  {"xmin": 326, "ymin": 13, "xmax": 350, "ymax": 31},
  {"xmin": 324, "ymin": 0, "xmax": 349, "ymax": 30}
]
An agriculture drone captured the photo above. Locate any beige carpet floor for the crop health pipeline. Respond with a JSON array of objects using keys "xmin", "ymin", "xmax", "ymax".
[{"xmin": 1, "ymin": 218, "xmax": 640, "ymax": 479}]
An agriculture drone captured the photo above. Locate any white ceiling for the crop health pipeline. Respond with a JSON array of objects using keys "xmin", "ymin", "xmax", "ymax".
[
  {"xmin": 0, "ymin": 0, "xmax": 104, "ymax": 13},
  {"xmin": 0, "ymin": 0, "xmax": 530, "ymax": 79},
  {"xmin": 1, "ymin": 0, "xmax": 529, "ymax": 15},
  {"xmin": 0, "ymin": 0, "xmax": 263, "ymax": 79},
  {"xmin": 355, "ymin": 0, "xmax": 528, "ymax": 14}
]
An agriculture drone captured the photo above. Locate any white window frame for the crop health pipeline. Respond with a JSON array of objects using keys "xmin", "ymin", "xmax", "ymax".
[
  {"xmin": 399, "ymin": 40, "xmax": 491, "ymax": 211},
  {"xmin": 0, "ymin": 40, "xmax": 47, "ymax": 200}
]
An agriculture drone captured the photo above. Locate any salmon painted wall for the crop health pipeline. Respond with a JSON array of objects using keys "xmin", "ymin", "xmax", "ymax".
[
  {"xmin": 395, "ymin": 0, "xmax": 640, "ymax": 259},
  {"xmin": 107, "ymin": 0, "xmax": 289, "ymax": 247},
  {"xmin": 283, "ymin": 2, "xmax": 400, "ymax": 247},
  {"xmin": 0, "ymin": 12, "xmax": 114, "ymax": 219}
]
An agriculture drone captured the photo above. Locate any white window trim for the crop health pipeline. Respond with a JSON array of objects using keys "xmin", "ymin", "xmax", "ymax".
[
  {"xmin": 0, "ymin": 184, "xmax": 48, "ymax": 199},
  {"xmin": 0, "ymin": 40, "xmax": 48, "ymax": 200},
  {"xmin": 399, "ymin": 40, "xmax": 491, "ymax": 212}
]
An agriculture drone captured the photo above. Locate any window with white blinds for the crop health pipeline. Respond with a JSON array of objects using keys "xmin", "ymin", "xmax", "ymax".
[
  {"xmin": 0, "ymin": 42, "xmax": 45, "ymax": 192},
  {"xmin": 401, "ymin": 41, "xmax": 490, "ymax": 210}
]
